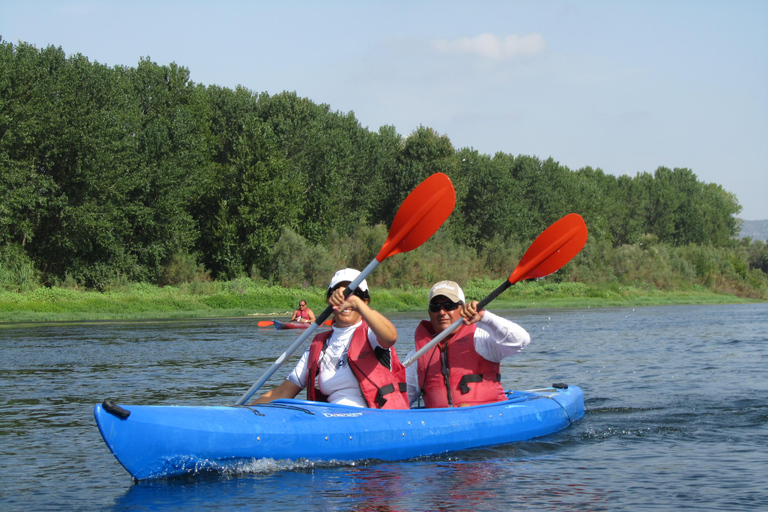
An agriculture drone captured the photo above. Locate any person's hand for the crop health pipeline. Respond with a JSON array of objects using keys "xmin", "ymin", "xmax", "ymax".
[
  {"xmin": 330, "ymin": 287, "xmax": 362, "ymax": 313},
  {"xmin": 461, "ymin": 300, "xmax": 484, "ymax": 325}
]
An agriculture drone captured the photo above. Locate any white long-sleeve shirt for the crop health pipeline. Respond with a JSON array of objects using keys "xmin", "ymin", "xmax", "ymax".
[{"xmin": 404, "ymin": 311, "xmax": 530, "ymax": 406}]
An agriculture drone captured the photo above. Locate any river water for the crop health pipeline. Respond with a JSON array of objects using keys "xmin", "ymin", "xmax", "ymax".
[{"xmin": 1, "ymin": 303, "xmax": 766, "ymax": 511}]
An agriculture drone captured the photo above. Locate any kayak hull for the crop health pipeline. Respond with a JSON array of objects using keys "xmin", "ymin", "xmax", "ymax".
[
  {"xmin": 94, "ymin": 385, "xmax": 584, "ymax": 480},
  {"xmin": 273, "ymin": 320, "xmax": 310, "ymax": 330}
]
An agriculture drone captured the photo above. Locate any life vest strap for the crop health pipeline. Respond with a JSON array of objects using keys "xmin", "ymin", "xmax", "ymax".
[
  {"xmin": 458, "ymin": 373, "xmax": 501, "ymax": 394},
  {"xmin": 374, "ymin": 382, "xmax": 408, "ymax": 407}
]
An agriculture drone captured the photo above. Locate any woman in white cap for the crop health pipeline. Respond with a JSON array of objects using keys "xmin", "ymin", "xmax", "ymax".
[
  {"xmin": 405, "ymin": 280, "xmax": 531, "ymax": 408},
  {"xmin": 251, "ymin": 269, "xmax": 409, "ymax": 409}
]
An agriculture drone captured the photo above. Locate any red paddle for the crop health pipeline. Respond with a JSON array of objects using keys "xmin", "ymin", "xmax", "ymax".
[
  {"xmin": 235, "ymin": 173, "xmax": 456, "ymax": 405},
  {"xmin": 402, "ymin": 213, "xmax": 588, "ymax": 368}
]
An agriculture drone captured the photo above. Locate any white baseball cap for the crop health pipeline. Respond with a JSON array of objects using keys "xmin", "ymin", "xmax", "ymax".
[
  {"xmin": 329, "ymin": 268, "xmax": 369, "ymax": 292},
  {"xmin": 428, "ymin": 281, "xmax": 465, "ymax": 303}
]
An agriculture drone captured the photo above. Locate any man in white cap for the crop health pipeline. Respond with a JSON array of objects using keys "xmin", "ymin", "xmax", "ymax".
[
  {"xmin": 251, "ymin": 269, "xmax": 409, "ymax": 409},
  {"xmin": 405, "ymin": 280, "xmax": 531, "ymax": 407}
]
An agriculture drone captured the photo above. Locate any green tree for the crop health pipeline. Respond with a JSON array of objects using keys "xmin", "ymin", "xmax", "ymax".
[
  {"xmin": 254, "ymin": 92, "xmax": 378, "ymax": 242},
  {"xmin": 366, "ymin": 125, "xmax": 403, "ymax": 225},
  {"xmin": 606, "ymin": 172, "xmax": 651, "ymax": 246},
  {"xmin": 699, "ymin": 182, "xmax": 741, "ymax": 246},
  {"xmin": 382, "ymin": 126, "xmax": 456, "ymax": 227},
  {"xmin": 0, "ymin": 41, "xmax": 64, "ymax": 250},
  {"xmin": 452, "ymin": 149, "xmax": 523, "ymax": 248},
  {"xmin": 644, "ymin": 167, "xmax": 737, "ymax": 246},
  {"xmin": 195, "ymin": 88, "xmax": 301, "ymax": 278},
  {"xmin": 1, "ymin": 38, "xmax": 755, "ymax": 293}
]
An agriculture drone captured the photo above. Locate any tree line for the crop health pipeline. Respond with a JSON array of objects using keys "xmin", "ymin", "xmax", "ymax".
[{"xmin": 1, "ymin": 40, "xmax": 764, "ymax": 294}]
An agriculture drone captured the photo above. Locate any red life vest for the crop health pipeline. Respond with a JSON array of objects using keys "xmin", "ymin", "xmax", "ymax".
[
  {"xmin": 414, "ymin": 320, "xmax": 506, "ymax": 408},
  {"xmin": 306, "ymin": 321, "xmax": 409, "ymax": 409},
  {"xmin": 295, "ymin": 308, "xmax": 311, "ymax": 321}
]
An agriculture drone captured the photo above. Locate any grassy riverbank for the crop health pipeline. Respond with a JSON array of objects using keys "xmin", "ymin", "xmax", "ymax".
[{"xmin": 0, "ymin": 279, "xmax": 761, "ymax": 325}]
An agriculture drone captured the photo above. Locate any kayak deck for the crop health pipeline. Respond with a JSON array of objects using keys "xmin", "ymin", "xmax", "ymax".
[{"xmin": 94, "ymin": 385, "xmax": 584, "ymax": 480}]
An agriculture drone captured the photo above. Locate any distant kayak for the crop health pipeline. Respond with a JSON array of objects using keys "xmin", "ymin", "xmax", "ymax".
[
  {"xmin": 94, "ymin": 384, "xmax": 584, "ymax": 480},
  {"xmin": 257, "ymin": 319, "xmax": 333, "ymax": 329},
  {"xmin": 273, "ymin": 320, "xmax": 311, "ymax": 330}
]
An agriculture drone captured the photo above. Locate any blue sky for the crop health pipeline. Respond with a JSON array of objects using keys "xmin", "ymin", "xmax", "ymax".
[{"xmin": 2, "ymin": 0, "xmax": 767, "ymax": 220}]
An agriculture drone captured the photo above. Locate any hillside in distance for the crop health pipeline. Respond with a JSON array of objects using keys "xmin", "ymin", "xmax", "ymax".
[{"xmin": 739, "ymin": 219, "xmax": 768, "ymax": 241}]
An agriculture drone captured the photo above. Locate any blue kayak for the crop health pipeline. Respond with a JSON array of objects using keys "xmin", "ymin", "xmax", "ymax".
[{"xmin": 94, "ymin": 385, "xmax": 584, "ymax": 480}]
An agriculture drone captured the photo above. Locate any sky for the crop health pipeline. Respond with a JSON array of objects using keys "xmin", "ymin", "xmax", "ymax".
[{"xmin": 2, "ymin": 0, "xmax": 767, "ymax": 220}]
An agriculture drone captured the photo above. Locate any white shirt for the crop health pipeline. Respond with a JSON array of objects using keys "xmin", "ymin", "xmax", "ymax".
[
  {"xmin": 404, "ymin": 311, "xmax": 531, "ymax": 406},
  {"xmin": 287, "ymin": 320, "xmax": 384, "ymax": 407}
]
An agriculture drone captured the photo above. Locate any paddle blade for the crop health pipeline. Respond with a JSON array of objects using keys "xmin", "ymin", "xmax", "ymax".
[
  {"xmin": 508, "ymin": 213, "xmax": 588, "ymax": 284},
  {"xmin": 376, "ymin": 173, "xmax": 456, "ymax": 262},
  {"xmin": 257, "ymin": 320, "xmax": 274, "ymax": 327}
]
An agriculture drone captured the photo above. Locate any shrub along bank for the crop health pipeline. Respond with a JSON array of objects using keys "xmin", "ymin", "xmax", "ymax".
[
  {"xmin": 0, "ymin": 279, "xmax": 760, "ymax": 324},
  {"xmin": 2, "ymin": 220, "xmax": 766, "ymax": 323}
]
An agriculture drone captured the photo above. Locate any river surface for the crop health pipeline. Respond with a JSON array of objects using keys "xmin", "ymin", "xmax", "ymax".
[{"xmin": 1, "ymin": 303, "xmax": 766, "ymax": 511}]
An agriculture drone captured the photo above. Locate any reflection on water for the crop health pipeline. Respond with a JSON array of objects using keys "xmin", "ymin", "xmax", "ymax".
[
  {"xmin": 116, "ymin": 456, "xmax": 613, "ymax": 512},
  {"xmin": 1, "ymin": 304, "xmax": 767, "ymax": 511}
]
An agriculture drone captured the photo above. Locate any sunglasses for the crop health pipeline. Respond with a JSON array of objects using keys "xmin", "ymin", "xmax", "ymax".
[
  {"xmin": 299, "ymin": 303, "xmax": 306, "ymax": 307},
  {"xmin": 326, "ymin": 286, "xmax": 367, "ymax": 300},
  {"xmin": 429, "ymin": 301, "xmax": 461, "ymax": 313}
]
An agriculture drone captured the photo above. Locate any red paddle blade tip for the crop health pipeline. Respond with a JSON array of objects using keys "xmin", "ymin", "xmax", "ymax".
[
  {"xmin": 508, "ymin": 213, "xmax": 588, "ymax": 284},
  {"xmin": 376, "ymin": 173, "xmax": 456, "ymax": 262}
]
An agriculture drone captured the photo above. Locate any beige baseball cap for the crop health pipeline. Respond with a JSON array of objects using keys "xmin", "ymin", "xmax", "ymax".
[{"xmin": 428, "ymin": 280, "xmax": 465, "ymax": 303}]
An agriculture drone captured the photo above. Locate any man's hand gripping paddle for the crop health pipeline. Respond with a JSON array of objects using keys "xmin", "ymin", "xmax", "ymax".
[{"xmin": 402, "ymin": 213, "xmax": 588, "ymax": 368}]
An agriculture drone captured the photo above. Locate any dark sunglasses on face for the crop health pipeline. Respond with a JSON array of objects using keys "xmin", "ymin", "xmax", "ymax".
[
  {"xmin": 326, "ymin": 286, "xmax": 367, "ymax": 300},
  {"xmin": 429, "ymin": 301, "xmax": 461, "ymax": 313},
  {"xmin": 299, "ymin": 303, "xmax": 306, "ymax": 307}
]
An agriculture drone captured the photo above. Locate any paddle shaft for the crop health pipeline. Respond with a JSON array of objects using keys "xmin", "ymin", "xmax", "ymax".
[
  {"xmin": 234, "ymin": 259, "xmax": 379, "ymax": 405},
  {"xmin": 234, "ymin": 172, "xmax": 456, "ymax": 405},
  {"xmin": 402, "ymin": 213, "xmax": 588, "ymax": 369}
]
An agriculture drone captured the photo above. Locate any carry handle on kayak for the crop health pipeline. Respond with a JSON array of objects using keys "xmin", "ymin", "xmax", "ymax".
[
  {"xmin": 234, "ymin": 173, "xmax": 456, "ymax": 405},
  {"xmin": 402, "ymin": 213, "xmax": 588, "ymax": 368}
]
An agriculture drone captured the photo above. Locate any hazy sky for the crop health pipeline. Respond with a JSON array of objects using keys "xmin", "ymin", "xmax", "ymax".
[{"xmin": 3, "ymin": 0, "xmax": 766, "ymax": 219}]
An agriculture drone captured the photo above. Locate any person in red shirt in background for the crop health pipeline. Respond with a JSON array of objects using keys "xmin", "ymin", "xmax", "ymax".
[{"xmin": 290, "ymin": 300, "xmax": 315, "ymax": 324}]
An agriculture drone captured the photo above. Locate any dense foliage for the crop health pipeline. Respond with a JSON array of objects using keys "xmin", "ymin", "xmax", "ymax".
[{"xmin": 1, "ymin": 40, "xmax": 766, "ymax": 298}]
